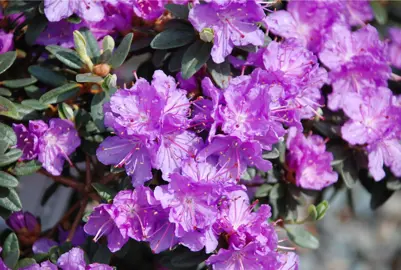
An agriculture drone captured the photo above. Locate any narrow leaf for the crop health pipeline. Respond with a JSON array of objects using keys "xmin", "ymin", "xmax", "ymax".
[
  {"xmin": 285, "ymin": 225, "xmax": 319, "ymax": 249},
  {"xmin": 207, "ymin": 59, "xmax": 231, "ymax": 88},
  {"xmin": 21, "ymin": 99, "xmax": 48, "ymax": 110},
  {"xmin": 39, "ymin": 83, "xmax": 80, "ymax": 104},
  {"xmin": 76, "ymin": 73, "xmax": 103, "ymax": 83},
  {"xmin": 2, "ymin": 232, "xmax": 20, "ymax": 268},
  {"xmin": 28, "ymin": 65, "xmax": 67, "ymax": 87},
  {"xmin": 11, "ymin": 160, "xmax": 42, "ymax": 176},
  {"xmin": 0, "ymin": 87, "xmax": 11, "ymax": 97},
  {"xmin": 46, "ymin": 45, "xmax": 84, "ymax": 69},
  {"xmin": 0, "ymin": 122, "xmax": 16, "ymax": 148},
  {"xmin": 0, "ymin": 187, "xmax": 22, "ymax": 212},
  {"xmin": 0, "ymin": 96, "xmax": 19, "ymax": 119},
  {"xmin": 110, "ymin": 33, "xmax": 133, "ymax": 68},
  {"xmin": 0, "ymin": 172, "xmax": 18, "ymax": 188},
  {"xmin": 165, "ymin": 3, "xmax": 189, "ymax": 19},
  {"xmin": 2, "ymin": 77, "xmax": 37, "ymax": 88},
  {"xmin": 0, "ymin": 51, "xmax": 17, "ymax": 75},
  {"xmin": 79, "ymin": 27, "xmax": 101, "ymax": 61},
  {"xmin": 92, "ymin": 183, "xmax": 116, "ymax": 202},
  {"xmin": 0, "ymin": 148, "xmax": 22, "ymax": 167},
  {"xmin": 151, "ymin": 28, "xmax": 195, "ymax": 50}
]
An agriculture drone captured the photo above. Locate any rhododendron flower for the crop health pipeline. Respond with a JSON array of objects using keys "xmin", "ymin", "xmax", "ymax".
[
  {"xmin": 44, "ymin": 0, "xmax": 106, "ymax": 22},
  {"xmin": 189, "ymin": 1, "xmax": 265, "ymax": 63},
  {"xmin": 286, "ymin": 127, "xmax": 338, "ymax": 190}
]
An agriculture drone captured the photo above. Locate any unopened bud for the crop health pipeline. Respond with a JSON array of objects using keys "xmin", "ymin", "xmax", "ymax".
[
  {"xmin": 200, "ymin": 28, "xmax": 214, "ymax": 43},
  {"xmin": 7, "ymin": 211, "xmax": 41, "ymax": 246},
  {"xmin": 93, "ymin": 64, "xmax": 111, "ymax": 77}
]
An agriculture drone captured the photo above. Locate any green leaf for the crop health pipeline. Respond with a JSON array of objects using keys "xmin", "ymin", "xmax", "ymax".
[
  {"xmin": 0, "ymin": 96, "xmax": 19, "ymax": 119},
  {"xmin": 152, "ymin": 50, "xmax": 170, "ymax": 68},
  {"xmin": 386, "ymin": 177, "xmax": 401, "ymax": 191},
  {"xmin": 263, "ymin": 147, "xmax": 280, "ymax": 160},
  {"xmin": 285, "ymin": 224, "xmax": 319, "ymax": 249},
  {"xmin": 25, "ymin": 15, "xmax": 48, "ymax": 45},
  {"xmin": 371, "ymin": 1, "xmax": 388, "ymax": 25},
  {"xmin": 0, "ymin": 187, "xmax": 22, "ymax": 212},
  {"xmin": 39, "ymin": 83, "xmax": 80, "ymax": 104},
  {"xmin": 46, "ymin": 45, "xmax": 84, "ymax": 69},
  {"xmin": 181, "ymin": 40, "xmax": 212, "ymax": 79},
  {"xmin": 307, "ymin": 205, "xmax": 318, "ymax": 221},
  {"xmin": 0, "ymin": 149, "xmax": 22, "ymax": 167},
  {"xmin": 0, "ymin": 122, "xmax": 16, "ymax": 148},
  {"xmin": 110, "ymin": 33, "xmax": 133, "ymax": 68},
  {"xmin": 10, "ymin": 160, "xmax": 42, "ymax": 176},
  {"xmin": 165, "ymin": 3, "xmax": 190, "ymax": 19},
  {"xmin": 170, "ymin": 250, "xmax": 209, "ymax": 268},
  {"xmin": 0, "ymin": 172, "xmax": 18, "ymax": 188},
  {"xmin": 21, "ymin": 99, "xmax": 48, "ymax": 110},
  {"xmin": 335, "ymin": 158, "xmax": 358, "ymax": 188},
  {"xmin": 98, "ymin": 49, "xmax": 112, "ymax": 64},
  {"xmin": 92, "ymin": 244, "xmax": 112, "ymax": 264},
  {"xmin": 2, "ymin": 77, "xmax": 37, "ymax": 89},
  {"xmin": 76, "ymin": 73, "xmax": 103, "ymax": 83},
  {"xmin": 58, "ymin": 103, "xmax": 74, "ymax": 120},
  {"xmin": 151, "ymin": 27, "xmax": 195, "ymax": 50},
  {"xmin": 168, "ymin": 46, "xmax": 187, "ymax": 72},
  {"xmin": 24, "ymin": 85, "xmax": 42, "ymax": 99},
  {"xmin": 2, "ymin": 232, "xmax": 20, "ymax": 268},
  {"xmin": 0, "ymin": 141, "xmax": 7, "ymax": 155},
  {"xmin": 15, "ymin": 258, "xmax": 37, "ymax": 269},
  {"xmin": 130, "ymin": 37, "xmax": 153, "ymax": 52},
  {"xmin": 28, "ymin": 65, "xmax": 68, "ymax": 87},
  {"xmin": 315, "ymin": 200, "xmax": 329, "ymax": 221},
  {"xmin": 207, "ymin": 59, "xmax": 231, "ymax": 88},
  {"xmin": 0, "ymin": 87, "xmax": 11, "ymax": 97},
  {"xmin": 0, "ymin": 51, "xmax": 17, "ymax": 75},
  {"xmin": 13, "ymin": 104, "xmax": 39, "ymax": 121},
  {"xmin": 241, "ymin": 167, "xmax": 256, "ymax": 181},
  {"xmin": 91, "ymin": 92, "xmax": 107, "ymax": 132},
  {"xmin": 79, "ymin": 27, "xmax": 101, "ymax": 61},
  {"xmin": 102, "ymin": 35, "xmax": 115, "ymax": 52},
  {"xmin": 255, "ymin": 184, "xmax": 272, "ymax": 198},
  {"xmin": 92, "ymin": 183, "xmax": 117, "ymax": 202},
  {"xmin": 269, "ymin": 183, "xmax": 285, "ymax": 200},
  {"xmin": 313, "ymin": 122, "xmax": 341, "ymax": 139}
]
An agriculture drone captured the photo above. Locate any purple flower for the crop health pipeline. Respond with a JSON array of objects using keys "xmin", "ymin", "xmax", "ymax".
[
  {"xmin": 44, "ymin": 0, "xmax": 106, "ymax": 22},
  {"xmin": 278, "ymin": 252, "xmax": 299, "ymax": 270},
  {"xmin": 206, "ymin": 242, "xmax": 279, "ymax": 270},
  {"xmin": 319, "ymin": 24, "xmax": 388, "ymax": 71},
  {"xmin": 6, "ymin": 211, "xmax": 41, "ymax": 246},
  {"xmin": 388, "ymin": 27, "xmax": 401, "ymax": 69},
  {"xmin": 57, "ymin": 248, "xmax": 112, "ymax": 270},
  {"xmin": 32, "ymin": 238, "xmax": 58, "ymax": 254},
  {"xmin": 367, "ymin": 138, "xmax": 401, "ymax": 181},
  {"xmin": 342, "ymin": 0, "xmax": 373, "ymax": 26},
  {"xmin": 58, "ymin": 225, "xmax": 87, "ymax": 247},
  {"xmin": 38, "ymin": 119, "xmax": 81, "ymax": 176},
  {"xmin": 13, "ymin": 120, "xmax": 48, "ymax": 161},
  {"xmin": 96, "ymin": 136, "xmax": 153, "ymax": 187},
  {"xmin": 20, "ymin": 261, "xmax": 57, "ymax": 270},
  {"xmin": 197, "ymin": 135, "xmax": 272, "ymax": 180},
  {"xmin": 189, "ymin": 1, "xmax": 265, "ymax": 63},
  {"xmin": 132, "ymin": 0, "xmax": 167, "ymax": 20},
  {"xmin": 286, "ymin": 127, "xmax": 338, "ymax": 190},
  {"xmin": 264, "ymin": 0, "xmax": 343, "ymax": 52},
  {"xmin": 84, "ymin": 204, "xmax": 128, "ymax": 253},
  {"xmin": 57, "ymin": 247, "xmax": 86, "ymax": 270},
  {"xmin": 154, "ymin": 173, "xmax": 219, "ymax": 235},
  {"xmin": 0, "ymin": 30, "xmax": 13, "ymax": 53}
]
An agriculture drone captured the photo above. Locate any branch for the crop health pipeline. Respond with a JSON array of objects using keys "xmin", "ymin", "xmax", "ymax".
[{"xmin": 39, "ymin": 169, "xmax": 84, "ymax": 191}]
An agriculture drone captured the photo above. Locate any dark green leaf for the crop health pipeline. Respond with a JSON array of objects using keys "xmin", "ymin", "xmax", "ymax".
[
  {"xmin": 237, "ymin": 44, "xmax": 258, "ymax": 53},
  {"xmin": 0, "ymin": 187, "xmax": 22, "ymax": 212},
  {"xmin": 92, "ymin": 183, "xmax": 116, "ymax": 202},
  {"xmin": 92, "ymin": 244, "xmax": 112, "ymax": 264},
  {"xmin": 0, "ymin": 87, "xmax": 11, "ymax": 97},
  {"xmin": 168, "ymin": 46, "xmax": 187, "ymax": 72},
  {"xmin": 0, "ymin": 149, "xmax": 22, "ymax": 167},
  {"xmin": 335, "ymin": 158, "xmax": 358, "ymax": 188},
  {"xmin": 46, "ymin": 45, "xmax": 84, "ymax": 69},
  {"xmin": 0, "ymin": 141, "xmax": 7, "ymax": 155},
  {"xmin": 313, "ymin": 121, "xmax": 341, "ymax": 139},
  {"xmin": 130, "ymin": 37, "xmax": 153, "ymax": 52},
  {"xmin": 181, "ymin": 40, "xmax": 212, "ymax": 79},
  {"xmin": 24, "ymin": 85, "xmax": 43, "ymax": 99},
  {"xmin": 14, "ymin": 104, "xmax": 40, "ymax": 121},
  {"xmin": 58, "ymin": 103, "xmax": 75, "ymax": 120},
  {"xmin": 165, "ymin": 3, "xmax": 190, "ymax": 19},
  {"xmin": 269, "ymin": 183, "xmax": 285, "ymax": 200},
  {"xmin": 370, "ymin": 180, "xmax": 394, "ymax": 210},
  {"xmin": 91, "ymin": 92, "xmax": 107, "ymax": 132},
  {"xmin": 0, "ymin": 51, "xmax": 17, "ymax": 75},
  {"xmin": 2, "ymin": 232, "xmax": 19, "ymax": 268},
  {"xmin": 371, "ymin": 1, "xmax": 388, "ymax": 25},
  {"xmin": 151, "ymin": 27, "xmax": 195, "ymax": 50},
  {"xmin": 207, "ymin": 59, "xmax": 231, "ymax": 88},
  {"xmin": 25, "ymin": 16, "xmax": 48, "ymax": 45},
  {"xmin": 79, "ymin": 27, "xmax": 101, "ymax": 61},
  {"xmin": 39, "ymin": 83, "xmax": 80, "ymax": 104},
  {"xmin": 241, "ymin": 167, "xmax": 256, "ymax": 181},
  {"xmin": 110, "ymin": 33, "xmax": 133, "ymax": 68},
  {"xmin": 0, "ymin": 172, "xmax": 18, "ymax": 188},
  {"xmin": 170, "ymin": 250, "xmax": 209, "ymax": 268},
  {"xmin": 21, "ymin": 99, "xmax": 48, "ymax": 110},
  {"xmin": 11, "ymin": 160, "xmax": 42, "ymax": 176},
  {"xmin": 28, "ymin": 65, "xmax": 68, "ymax": 87},
  {"xmin": 0, "ymin": 122, "xmax": 16, "ymax": 148},
  {"xmin": 255, "ymin": 184, "xmax": 272, "ymax": 198},
  {"xmin": 67, "ymin": 15, "xmax": 82, "ymax": 24},
  {"xmin": 76, "ymin": 73, "xmax": 103, "ymax": 83},
  {"xmin": 2, "ymin": 77, "xmax": 37, "ymax": 89},
  {"xmin": 152, "ymin": 50, "xmax": 170, "ymax": 68},
  {"xmin": 0, "ymin": 96, "xmax": 19, "ymax": 119},
  {"xmin": 285, "ymin": 225, "xmax": 319, "ymax": 249},
  {"xmin": 5, "ymin": 1, "xmax": 38, "ymax": 15},
  {"xmin": 15, "ymin": 258, "xmax": 36, "ymax": 269},
  {"xmin": 263, "ymin": 148, "xmax": 280, "ymax": 160},
  {"xmin": 98, "ymin": 49, "xmax": 112, "ymax": 64},
  {"xmin": 41, "ymin": 182, "xmax": 59, "ymax": 206}
]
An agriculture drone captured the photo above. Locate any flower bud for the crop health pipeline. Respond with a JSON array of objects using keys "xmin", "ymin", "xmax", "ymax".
[
  {"xmin": 200, "ymin": 28, "xmax": 214, "ymax": 43},
  {"xmin": 93, "ymin": 64, "xmax": 111, "ymax": 77},
  {"xmin": 6, "ymin": 211, "xmax": 41, "ymax": 246}
]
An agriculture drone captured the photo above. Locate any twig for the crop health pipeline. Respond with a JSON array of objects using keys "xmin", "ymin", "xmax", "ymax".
[
  {"xmin": 46, "ymin": 200, "xmax": 82, "ymax": 238},
  {"xmin": 66, "ymin": 197, "xmax": 88, "ymax": 242},
  {"xmin": 85, "ymin": 155, "xmax": 92, "ymax": 187},
  {"xmin": 39, "ymin": 169, "xmax": 84, "ymax": 191}
]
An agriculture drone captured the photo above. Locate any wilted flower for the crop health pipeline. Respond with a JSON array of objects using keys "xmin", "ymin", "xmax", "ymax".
[{"xmin": 6, "ymin": 211, "xmax": 41, "ymax": 246}]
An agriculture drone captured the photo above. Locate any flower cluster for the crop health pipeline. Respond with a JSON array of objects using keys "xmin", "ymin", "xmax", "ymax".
[{"xmin": 13, "ymin": 119, "xmax": 81, "ymax": 176}]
